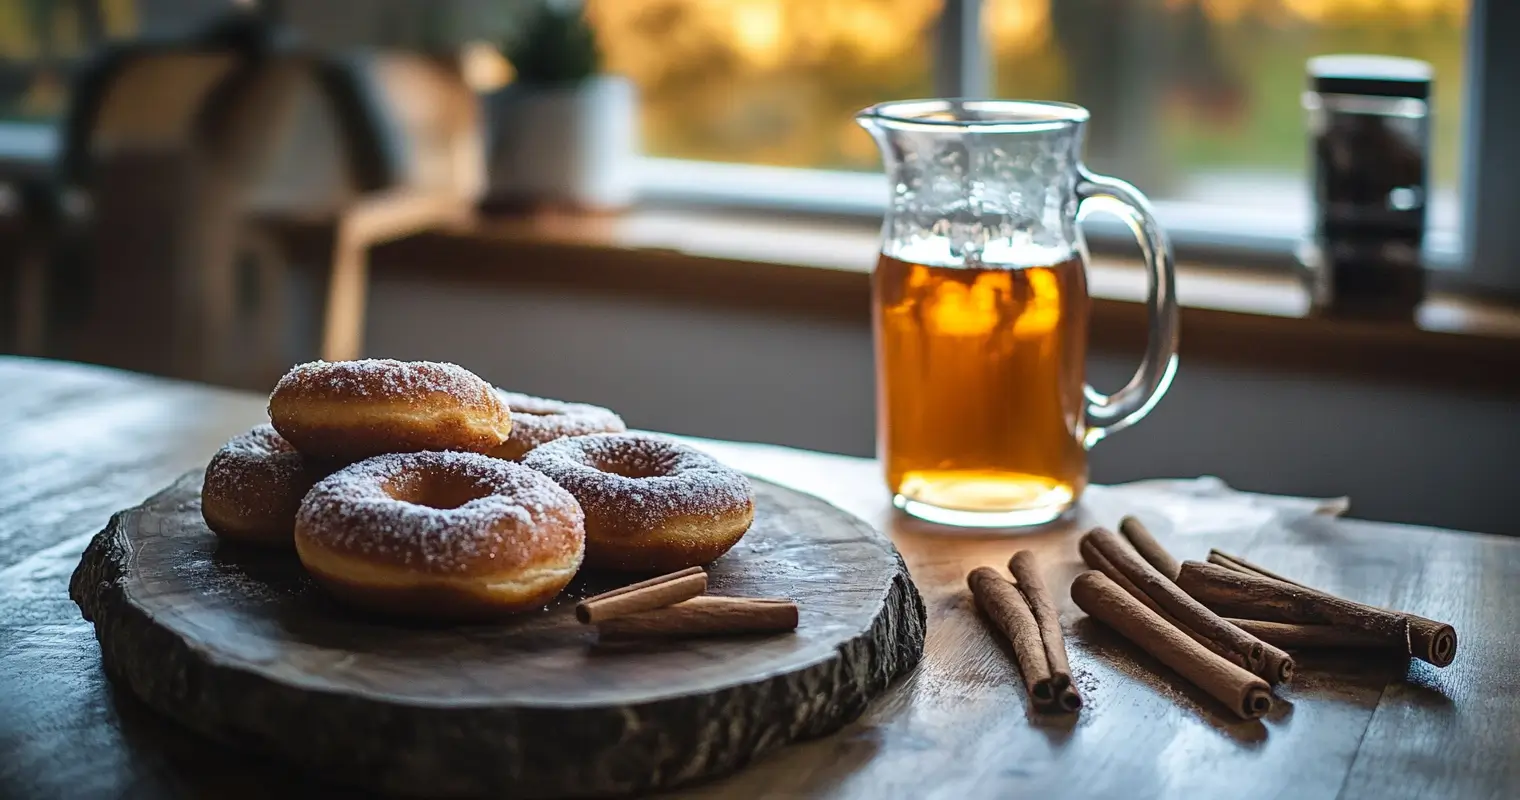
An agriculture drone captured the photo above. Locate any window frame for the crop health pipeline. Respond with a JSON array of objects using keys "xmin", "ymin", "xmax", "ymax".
[{"xmin": 1461, "ymin": 0, "xmax": 1517, "ymax": 295}]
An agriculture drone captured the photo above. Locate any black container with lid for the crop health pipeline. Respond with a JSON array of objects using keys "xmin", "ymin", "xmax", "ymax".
[{"xmin": 1300, "ymin": 54, "xmax": 1433, "ymax": 319}]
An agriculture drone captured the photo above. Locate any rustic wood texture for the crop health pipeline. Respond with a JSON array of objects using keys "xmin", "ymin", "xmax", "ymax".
[
  {"xmin": 3, "ymin": 357, "xmax": 1520, "ymax": 799},
  {"xmin": 66, "ymin": 468, "xmax": 920, "ymax": 798}
]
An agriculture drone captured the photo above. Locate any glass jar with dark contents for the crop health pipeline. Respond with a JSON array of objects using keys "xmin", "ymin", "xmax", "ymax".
[{"xmin": 1299, "ymin": 54, "xmax": 1432, "ymax": 319}]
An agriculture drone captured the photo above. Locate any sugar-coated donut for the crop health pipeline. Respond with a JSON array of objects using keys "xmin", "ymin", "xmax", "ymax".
[
  {"xmin": 489, "ymin": 390, "xmax": 626, "ymax": 461},
  {"xmin": 523, "ymin": 433, "xmax": 754, "ymax": 572},
  {"xmin": 202, "ymin": 424, "xmax": 325, "ymax": 547},
  {"xmin": 295, "ymin": 451, "xmax": 585, "ymax": 620},
  {"xmin": 269, "ymin": 359, "xmax": 511, "ymax": 464}
]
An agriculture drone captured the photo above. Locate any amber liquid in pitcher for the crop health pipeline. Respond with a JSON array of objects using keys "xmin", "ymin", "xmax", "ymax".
[{"xmin": 873, "ymin": 251, "xmax": 1091, "ymax": 522}]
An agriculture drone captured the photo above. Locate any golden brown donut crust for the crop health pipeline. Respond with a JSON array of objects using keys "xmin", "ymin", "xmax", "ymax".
[
  {"xmin": 202, "ymin": 424, "xmax": 324, "ymax": 547},
  {"xmin": 269, "ymin": 359, "xmax": 511, "ymax": 464},
  {"xmin": 522, "ymin": 433, "xmax": 754, "ymax": 573},
  {"xmin": 294, "ymin": 451, "xmax": 585, "ymax": 619},
  {"xmin": 489, "ymin": 390, "xmax": 626, "ymax": 461}
]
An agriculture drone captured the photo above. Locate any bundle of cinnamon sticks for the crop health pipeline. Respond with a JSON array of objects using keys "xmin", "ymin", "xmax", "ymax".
[
  {"xmin": 577, "ymin": 567, "xmax": 799, "ymax": 640},
  {"xmin": 1071, "ymin": 515, "xmax": 1458, "ymax": 720},
  {"xmin": 1181, "ymin": 550, "xmax": 1457, "ymax": 668},
  {"xmin": 967, "ymin": 551, "xmax": 1082, "ymax": 713},
  {"xmin": 1071, "ymin": 521, "xmax": 1287, "ymax": 719}
]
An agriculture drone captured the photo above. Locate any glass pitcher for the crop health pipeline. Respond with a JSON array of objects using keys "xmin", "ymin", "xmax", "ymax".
[{"xmin": 857, "ymin": 99, "xmax": 1179, "ymax": 528}]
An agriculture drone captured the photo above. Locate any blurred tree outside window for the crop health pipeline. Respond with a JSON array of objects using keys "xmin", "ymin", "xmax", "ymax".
[
  {"xmin": 588, "ymin": 0, "xmax": 1466, "ymax": 211},
  {"xmin": 586, "ymin": 0, "xmax": 940, "ymax": 170}
]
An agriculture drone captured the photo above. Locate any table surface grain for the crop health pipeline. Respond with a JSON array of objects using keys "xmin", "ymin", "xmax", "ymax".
[{"xmin": 2, "ymin": 356, "xmax": 1516, "ymax": 800}]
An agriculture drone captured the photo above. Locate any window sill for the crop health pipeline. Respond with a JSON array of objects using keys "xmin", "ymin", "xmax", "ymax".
[
  {"xmin": 632, "ymin": 157, "xmax": 1465, "ymax": 272},
  {"xmin": 356, "ymin": 206, "xmax": 1520, "ymax": 395}
]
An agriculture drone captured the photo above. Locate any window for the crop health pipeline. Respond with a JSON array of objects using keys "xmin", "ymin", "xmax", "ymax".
[
  {"xmin": 0, "ymin": 1, "xmax": 1505, "ymax": 284},
  {"xmin": 585, "ymin": 0, "xmax": 939, "ymax": 171},
  {"xmin": 0, "ymin": 0, "xmax": 139, "ymax": 123},
  {"xmin": 590, "ymin": 0, "xmax": 1478, "ymax": 269},
  {"xmin": 989, "ymin": 1, "xmax": 1465, "ymax": 201}
]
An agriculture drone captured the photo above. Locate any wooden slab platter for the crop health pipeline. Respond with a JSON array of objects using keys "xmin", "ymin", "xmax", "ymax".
[{"xmin": 69, "ymin": 471, "xmax": 925, "ymax": 798}]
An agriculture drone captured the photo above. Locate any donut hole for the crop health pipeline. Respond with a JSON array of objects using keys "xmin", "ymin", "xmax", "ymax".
[
  {"xmin": 384, "ymin": 470, "xmax": 492, "ymax": 510},
  {"xmin": 590, "ymin": 454, "xmax": 671, "ymax": 479}
]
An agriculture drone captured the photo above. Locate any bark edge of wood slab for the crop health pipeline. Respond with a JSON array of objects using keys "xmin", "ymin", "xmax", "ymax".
[{"xmin": 69, "ymin": 471, "xmax": 926, "ymax": 798}]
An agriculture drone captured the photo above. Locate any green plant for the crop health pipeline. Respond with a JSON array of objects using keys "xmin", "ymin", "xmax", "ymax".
[{"xmin": 503, "ymin": 1, "xmax": 601, "ymax": 85}]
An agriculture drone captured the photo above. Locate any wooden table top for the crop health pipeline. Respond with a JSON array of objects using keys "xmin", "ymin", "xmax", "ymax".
[{"xmin": 2, "ymin": 356, "xmax": 1516, "ymax": 800}]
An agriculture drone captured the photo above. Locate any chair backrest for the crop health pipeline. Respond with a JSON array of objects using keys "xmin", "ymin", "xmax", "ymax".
[
  {"xmin": 45, "ymin": 8, "xmax": 484, "ymax": 383},
  {"xmin": 59, "ymin": 12, "xmax": 404, "ymax": 202}
]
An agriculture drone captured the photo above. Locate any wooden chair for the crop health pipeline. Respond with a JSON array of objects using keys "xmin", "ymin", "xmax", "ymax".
[{"xmin": 13, "ymin": 11, "xmax": 481, "ymax": 386}]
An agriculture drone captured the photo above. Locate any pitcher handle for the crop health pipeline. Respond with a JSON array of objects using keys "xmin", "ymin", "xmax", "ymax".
[{"xmin": 1076, "ymin": 169, "xmax": 1180, "ymax": 448}]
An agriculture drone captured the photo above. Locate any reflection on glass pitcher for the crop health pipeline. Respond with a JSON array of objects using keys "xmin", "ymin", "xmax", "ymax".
[{"xmin": 857, "ymin": 99, "xmax": 1179, "ymax": 529}]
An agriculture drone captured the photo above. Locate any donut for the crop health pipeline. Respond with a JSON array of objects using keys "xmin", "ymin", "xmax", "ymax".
[
  {"xmin": 489, "ymin": 390, "xmax": 626, "ymax": 461},
  {"xmin": 294, "ymin": 451, "xmax": 585, "ymax": 619},
  {"xmin": 202, "ymin": 424, "xmax": 325, "ymax": 547},
  {"xmin": 522, "ymin": 433, "xmax": 754, "ymax": 572},
  {"xmin": 269, "ymin": 359, "xmax": 511, "ymax": 464}
]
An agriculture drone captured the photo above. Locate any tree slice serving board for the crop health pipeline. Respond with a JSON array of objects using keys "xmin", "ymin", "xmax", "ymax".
[{"xmin": 69, "ymin": 471, "xmax": 925, "ymax": 798}]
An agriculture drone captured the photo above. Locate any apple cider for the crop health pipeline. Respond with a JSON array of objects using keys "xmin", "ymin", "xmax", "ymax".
[{"xmin": 873, "ymin": 252, "xmax": 1091, "ymax": 525}]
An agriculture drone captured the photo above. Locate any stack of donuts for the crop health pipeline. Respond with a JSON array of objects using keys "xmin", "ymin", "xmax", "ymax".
[{"xmin": 201, "ymin": 359, "xmax": 755, "ymax": 620}]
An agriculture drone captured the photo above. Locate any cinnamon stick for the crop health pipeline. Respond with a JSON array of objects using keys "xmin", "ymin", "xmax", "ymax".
[
  {"xmin": 1178, "ymin": 559, "xmax": 1456, "ymax": 667},
  {"xmin": 1082, "ymin": 532, "xmax": 1295, "ymax": 684},
  {"xmin": 1007, "ymin": 551, "xmax": 1082, "ymax": 711},
  {"xmin": 1116, "ymin": 517, "xmax": 1298, "ymax": 684},
  {"xmin": 1119, "ymin": 516, "xmax": 1180, "ymax": 580},
  {"xmin": 1224, "ymin": 619, "xmax": 1399, "ymax": 650},
  {"xmin": 968, "ymin": 566, "xmax": 1060, "ymax": 710},
  {"xmin": 1082, "ymin": 528, "xmax": 1295, "ymax": 685},
  {"xmin": 1071, "ymin": 570, "xmax": 1273, "ymax": 720},
  {"xmin": 1206, "ymin": 551, "xmax": 1457, "ymax": 667},
  {"xmin": 595, "ymin": 595, "xmax": 797, "ymax": 640},
  {"xmin": 576, "ymin": 567, "xmax": 708, "ymax": 624},
  {"xmin": 1081, "ymin": 535, "xmax": 1234, "ymax": 655},
  {"xmin": 1182, "ymin": 559, "xmax": 1406, "ymax": 642},
  {"xmin": 1080, "ymin": 537, "xmax": 1163, "ymax": 614},
  {"xmin": 1207, "ymin": 550, "xmax": 1302, "ymax": 586}
]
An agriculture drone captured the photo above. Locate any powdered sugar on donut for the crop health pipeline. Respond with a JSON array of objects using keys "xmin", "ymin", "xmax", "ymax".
[
  {"xmin": 273, "ymin": 359, "xmax": 496, "ymax": 405},
  {"xmin": 218, "ymin": 423, "xmax": 298, "ymax": 459},
  {"xmin": 490, "ymin": 390, "xmax": 626, "ymax": 460},
  {"xmin": 522, "ymin": 433, "xmax": 753, "ymax": 532},
  {"xmin": 296, "ymin": 451, "xmax": 583, "ymax": 575},
  {"xmin": 202, "ymin": 424, "xmax": 319, "ymax": 529},
  {"xmin": 268, "ymin": 359, "xmax": 510, "ymax": 462}
]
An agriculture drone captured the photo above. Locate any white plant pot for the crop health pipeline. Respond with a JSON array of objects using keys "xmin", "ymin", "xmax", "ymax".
[{"xmin": 484, "ymin": 75, "xmax": 637, "ymax": 211}]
